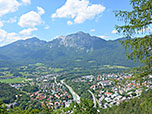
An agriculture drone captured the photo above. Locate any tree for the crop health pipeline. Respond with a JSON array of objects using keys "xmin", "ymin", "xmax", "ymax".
[
  {"xmin": 0, "ymin": 100, "xmax": 7, "ymax": 114},
  {"xmin": 77, "ymin": 98, "xmax": 97, "ymax": 114},
  {"xmin": 114, "ymin": 0, "xmax": 152, "ymax": 82}
]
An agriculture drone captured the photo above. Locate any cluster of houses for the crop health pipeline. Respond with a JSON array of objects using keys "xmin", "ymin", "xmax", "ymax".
[
  {"xmin": 8, "ymin": 72, "xmax": 152, "ymax": 110},
  {"xmin": 30, "ymin": 90, "xmax": 72, "ymax": 109},
  {"xmin": 89, "ymin": 73, "xmax": 152, "ymax": 108},
  {"xmin": 28, "ymin": 76, "xmax": 73, "ymax": 109},
  {"xmin": 10, "ymin": 74, "xmax": 73, "ymax": 109}
]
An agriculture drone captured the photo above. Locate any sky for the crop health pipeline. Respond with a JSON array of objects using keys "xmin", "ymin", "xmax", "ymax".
[{"xmin": 0, "ymin": 0, "xmax": 134, "ymax": 46}]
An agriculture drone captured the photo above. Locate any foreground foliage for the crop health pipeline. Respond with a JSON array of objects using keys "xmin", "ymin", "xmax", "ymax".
[{"xmin": 115, "ymin": 0, "xmax": 152, "ymax": 81}]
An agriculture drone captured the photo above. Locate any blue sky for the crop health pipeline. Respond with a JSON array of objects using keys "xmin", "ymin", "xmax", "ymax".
[{"xmin": 0, "ymin": 0, "xmax": 133, "ymax": 46}]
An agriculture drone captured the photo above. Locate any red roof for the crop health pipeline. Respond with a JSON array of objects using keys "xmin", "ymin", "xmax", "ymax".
[
  {"xmin": 90, "ymin": 85, "xmax": 95, "ymax": 89},
  {"xmin": 39, "ymin": 96, "xmax": 45, "ymax": 100},
  {"xmin": 105, "ymin": 92, "xmax": 112, "ymax": 95}
]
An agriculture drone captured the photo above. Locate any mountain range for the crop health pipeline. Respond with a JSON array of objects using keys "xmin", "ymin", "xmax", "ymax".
[{"xmin": 0, "ymin": 31, "xmax": 135, "ymax": 68}]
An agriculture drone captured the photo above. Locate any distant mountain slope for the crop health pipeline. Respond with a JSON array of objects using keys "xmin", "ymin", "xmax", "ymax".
[
  {"xmin": 51, "ymin": 32, "xmax": 107, "ymax": 50},
  {"xmin": 0, "ymin": 32, "xmax": 136, "ymax": 68}
]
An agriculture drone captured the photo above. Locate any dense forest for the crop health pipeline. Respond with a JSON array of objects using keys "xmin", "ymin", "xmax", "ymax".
[
  {"xmin": 0, "ymin": 83, "xmax": 42, "ymax": 110},
  {"xmin": 0, "ymin": 83, "xmax": 19, "ymax": 104}
]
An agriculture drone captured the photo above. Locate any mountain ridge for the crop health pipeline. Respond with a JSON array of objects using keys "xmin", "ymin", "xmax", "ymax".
[
  {"xmin": 0, "ymin": 32, "xmax": 136, "ymax": 68},
  {"xmin": 0, "ymin": 31, "xmax": 126, "ymax": 48}
]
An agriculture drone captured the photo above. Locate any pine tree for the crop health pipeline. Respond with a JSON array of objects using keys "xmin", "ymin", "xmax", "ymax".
[{"xmin": 115, "ymin": 0, "xmax": 152, "ymax": 82}]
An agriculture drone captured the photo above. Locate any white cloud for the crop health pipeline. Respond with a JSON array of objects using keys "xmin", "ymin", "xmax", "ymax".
[
  {"xmin": 6, "ymin": 32, "xmax": 21, "ymax": 43},
  {"xmin": 0, "ymin": 29, "xmax": 7, "ymax": 42},
  {"xmin": 0, "ymin": 17, "xmax": 17, "ymax": 27},
  {"xmin": 0, "ymin": 0, "xmax": 20, "ymax": 17},
  {"xmin": 44, "ymin": 25, "xmax": 50, "ymax": 30},
  {"xmin": 90, "ymin": 29, "xmax": 95, "ymax": 32},
  {"xmin": 52, "ymin": 0, "xmax": 105, "ymax": 24},
  {"xmin": 18, "ymin": 7, "xmax": 45, "ymax": 28},
  {"xmin": 0, "ymin": 21, "xmax": 3, "ymax": 27},
  {"xmin": 67, "ymin": 21, "xmax": 73, "ymax": 25},
  {"xmin": 112, "ymin": 29, "xmax": 117, "ymax": 34},
  {"xmin": 19, "ymin": 28, "xmax": 38, "ymax": 36},
  {"xmin": 7, "ymin": 17, "xmax": 17, "ymax": 23},
  {"xmin": 37, "ymin": 6, "xmax": 45, "ymax": 15},
  {"xmin": 0, "ymin": 29, "xmax": 20, "ymax": 46},
  {"xmin": 98, "ymin": 35, "xmax": 110, "ymax": 39},
  {"xmin": 18, "ymin": 11, "xmax": 41, "ymax": 28},
  {"xmin": 0, "ymin": 28, "xmax": 34, "ymax": 46},
  {"xmin": 22, "ymin": 0, "xmax": 31, "ymax": 5}
]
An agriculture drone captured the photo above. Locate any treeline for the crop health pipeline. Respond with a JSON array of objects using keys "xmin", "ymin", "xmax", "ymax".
[
  {"xmin": 0, "ymin": 82, "xmax": 20, "ymax": 104},
  {"xmin": 22, "ymin": 85, "xmax": 39, "ymax": 93}
]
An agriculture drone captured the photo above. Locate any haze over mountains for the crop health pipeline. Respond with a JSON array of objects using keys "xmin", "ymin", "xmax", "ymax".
[{"xmin": 0, "ymin": 32, "xmax": 135, "ymax": 68}]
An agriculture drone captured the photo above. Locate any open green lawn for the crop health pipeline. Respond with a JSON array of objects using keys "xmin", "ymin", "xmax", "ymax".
[
  {"xmin": 49, "ymin": 67, "xmax": 64, "ymax": 72},
  {"xmin": 0, "ymin": 77, "xmax": 26, "ymax": 83},
  {"xmin": 104, "ymin": 65, "xmax": 129, "ymax": 69},
  {"xmin": 75, "ymin": 59, "xmax": 82, "ymax": 62},
  {"xmin": 35, "ymin": 63, "xmax": 44, "ymax": 66},
  {"xmin": 53, "ymin": 68, "xmax": 64, "ymax": 72},
  {"xmin": 88, "ymin": 60, "xmax": 96, "ymax": 63}
]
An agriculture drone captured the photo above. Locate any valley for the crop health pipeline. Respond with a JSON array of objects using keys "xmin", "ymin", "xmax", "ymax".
[
  {"xmin": 0, "ymin": 62, "xmax": 151, "ymax": 111},
  {"xmin": 0, "ymin": 31, "xmax": 150, "ymax": 112},
  {"xmin": 0, "ymin": 0, "xmax": 151, "ymax": 113},
  {"xmin": 0, "ymin": 32, "xmax": 151, "ymax": 113}
]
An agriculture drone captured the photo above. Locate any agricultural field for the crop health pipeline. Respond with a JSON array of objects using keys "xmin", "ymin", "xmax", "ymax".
[{"xmin": 0, "ymin": 77, "xmax": 26, "ymax": 83}]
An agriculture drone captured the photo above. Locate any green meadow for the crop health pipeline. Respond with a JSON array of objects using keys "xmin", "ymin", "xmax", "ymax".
[{"xmin": 0, "ymin": 77, "xmax": 26, "ymax": 83}]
